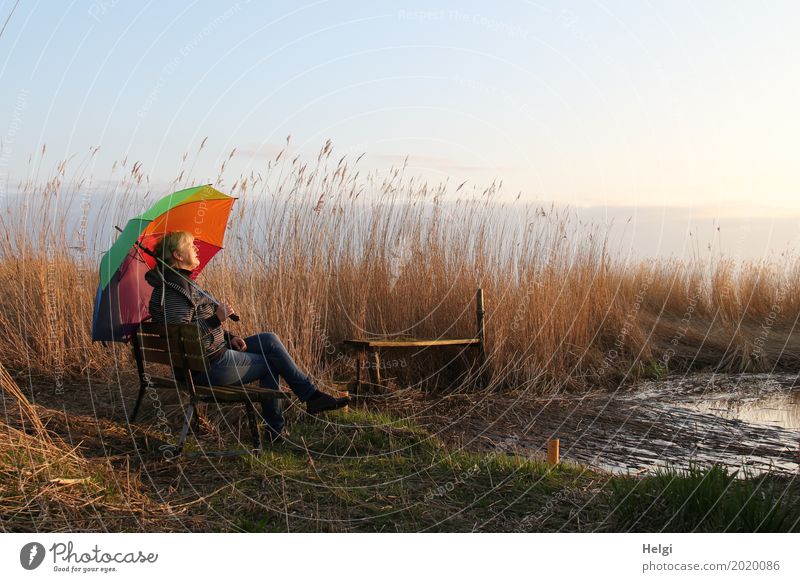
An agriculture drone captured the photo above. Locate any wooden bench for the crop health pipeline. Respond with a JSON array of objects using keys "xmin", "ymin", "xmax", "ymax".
[
  {"xmin": 129, "ymin": 321, "xmax": 287, "ymax": 457},
  {"xmin": 344, "ymin": 288, "xmax": 488, "ymax": 391}
]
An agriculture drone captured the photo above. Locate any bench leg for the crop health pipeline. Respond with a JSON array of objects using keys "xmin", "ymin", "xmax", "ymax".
[
  {"xmin": 190, "ymin": 403, "xmax": 209, "ymax": 433},
  {"xmin": 244, "ymin": 401, "xmax": 261, "ymax": 452},
  {"xmin": 130, "ymin": 384, "xmax": 146, "ymax": 423},
  {"xmin": 177, "ymin": 402, "xmax": 195, "ymax": 453}
]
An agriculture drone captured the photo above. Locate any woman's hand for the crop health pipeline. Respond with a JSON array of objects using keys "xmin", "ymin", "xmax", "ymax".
[
  {"xmin": 230, "ymin": 336, "xmax": 247, "ymax": 351},
  {"xmin": 215, "ymin": 302, "xmax": 235, "ymax": 321}
]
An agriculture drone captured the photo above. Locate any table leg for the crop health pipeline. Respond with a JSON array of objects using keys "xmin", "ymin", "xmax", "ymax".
[
  {"xmin": 368, "ymin": 349, "xmax": 382, "ymax": 388},
  {"xmin": 355, "ymin": 349, "xmax": 365, "ymax": 393}
]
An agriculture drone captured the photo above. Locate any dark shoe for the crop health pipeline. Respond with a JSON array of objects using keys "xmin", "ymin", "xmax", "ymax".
[{"xmin": 306, "ymin": 390, "xmax": 350, "ymax": 414}]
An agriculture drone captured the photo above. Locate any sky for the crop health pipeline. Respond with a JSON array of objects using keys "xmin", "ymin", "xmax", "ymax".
[{"xmin": 1, "ymin": 0, "xmax": 799, "ymax": 258}]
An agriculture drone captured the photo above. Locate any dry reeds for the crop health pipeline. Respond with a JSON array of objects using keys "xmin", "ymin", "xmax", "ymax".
[
  {"xmin": 1, "ymin": 360, "xmax": 48, "ymax": 438},
  {"xmin": 0, "ymin": 418, "xmax": 195, "ymax": 531},
  {"xmin": 1, "ymin": 141, "xmax": 798, "ymax": 395},
  {"xmin": 0, "ymin": 358, "xmax": 187, "ymax": 532}
]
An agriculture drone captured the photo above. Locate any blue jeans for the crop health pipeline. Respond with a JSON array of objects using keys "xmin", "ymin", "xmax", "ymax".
[{"xmin": 180, "ymin": 332, "xmax": 318, "ymax": 436}]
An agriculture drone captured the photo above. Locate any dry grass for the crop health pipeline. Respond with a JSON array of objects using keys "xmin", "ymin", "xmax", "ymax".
[
  {"xmin": 1, "ymin": 140, "xmax": 799, "ymax": 395},
  {"xmin": 0, "ymin": 362, "xmax": 198, "ymax": 532}
]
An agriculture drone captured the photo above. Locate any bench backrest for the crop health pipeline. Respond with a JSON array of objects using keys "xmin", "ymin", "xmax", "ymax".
[{"xmin": 132, "ymin": 322, "xmax": 212, "ymax": 373}]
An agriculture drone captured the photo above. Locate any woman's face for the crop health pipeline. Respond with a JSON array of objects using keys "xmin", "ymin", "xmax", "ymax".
[{"xmin": 174, "ymin": 237, "xmax": 200, "ymax": 270}]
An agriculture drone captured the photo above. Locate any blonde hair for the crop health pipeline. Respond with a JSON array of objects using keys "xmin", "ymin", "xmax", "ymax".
[{"xmin": 153, "ymin": 231, "xmax": 193, "ymax": 269}]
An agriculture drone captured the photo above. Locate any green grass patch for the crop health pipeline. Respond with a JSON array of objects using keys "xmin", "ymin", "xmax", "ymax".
[
  {"xmin": 204, "ymin": 408, "xmax": 602, "ymax": 532},
  {"xmin": 609, "ymin": 464, "xmax": 800, "ymax": 532}
]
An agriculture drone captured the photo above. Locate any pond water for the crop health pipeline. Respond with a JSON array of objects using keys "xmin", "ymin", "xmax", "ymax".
[
  {"xmin": 575, "ymin": 373, "xmax": 800, "ymax": 476},
  {"xmin": 479, "ymin": 373, "xmax": 800, "ymax": 477},
  {"xmin": 654, "ymin": 374, "xmax": 800, "ymax": 431}
]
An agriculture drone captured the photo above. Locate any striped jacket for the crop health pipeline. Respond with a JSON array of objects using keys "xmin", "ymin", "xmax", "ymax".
[{"xmin": 144, "ymin": 267, "xmax": 229, "ymax": 361}]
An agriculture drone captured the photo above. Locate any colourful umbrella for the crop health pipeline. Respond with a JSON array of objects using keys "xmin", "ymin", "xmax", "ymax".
[{"xmin": 91, "ymin": 185, "xmax": 236, "ymax": 342}]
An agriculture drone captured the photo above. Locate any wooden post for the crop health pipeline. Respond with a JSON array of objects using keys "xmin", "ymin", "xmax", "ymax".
[
  {"xmin": 475, "ymin": 287, "xmax": 488, "ymax": 385},
  {"xmin": 547, "ymin": 438, "xmax": 560, "ymax": 466},
  {"xmin": 335, "ymin": 389, "xmax": 350, "ymax": 412}
]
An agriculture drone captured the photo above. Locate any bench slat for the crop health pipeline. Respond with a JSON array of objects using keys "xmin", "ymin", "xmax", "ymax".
[
  {"xmin": 343, "ymin": 338, "xmax": 480, "ymax": 348},
  {"xmin": 136, "ymin": 334, "xmax": 205, "ymax": 358},
  {"xmin": 139, "ymin": 321, "xmax": 184, "ymax": 337},
  {"xmin": 138, "ymin": 347, "xmax": 208, "ymax": 369},
  {"xmin": 136, "ymin": 334, "xmax": 173, "ymax": 351}
]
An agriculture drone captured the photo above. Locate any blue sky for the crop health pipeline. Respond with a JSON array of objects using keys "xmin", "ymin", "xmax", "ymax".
[{"xmin": 1, "ymin": 1, "xmax": 799, "ymax": 257}]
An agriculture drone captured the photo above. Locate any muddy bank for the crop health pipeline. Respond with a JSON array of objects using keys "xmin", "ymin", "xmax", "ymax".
[{"xmin": 398, "ymin": 373, "xmax": 800, "ymax": 476}]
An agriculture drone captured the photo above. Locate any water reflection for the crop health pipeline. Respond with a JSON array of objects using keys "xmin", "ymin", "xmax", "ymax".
[
  {"xmin": 680, "ymin": 389, "xmax": 800, "ymax": 430},
  {"xmin": 639, "ymin": 372, "xmax": 800, "ymax": 431},
  {"xmin": 485, "ymin": 373, "xmax": 800, "ymax": 477}
]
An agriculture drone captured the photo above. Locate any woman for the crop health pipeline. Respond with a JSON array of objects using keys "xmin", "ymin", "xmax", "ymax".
[{"xmin": 144, "ymin": 231, "xmax": 349, "ymax": 443}]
